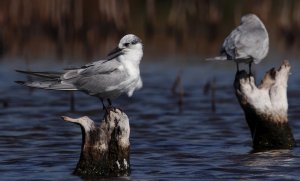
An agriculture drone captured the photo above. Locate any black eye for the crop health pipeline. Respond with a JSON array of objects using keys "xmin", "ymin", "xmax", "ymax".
[
  {"xmin": 131, "ymin": 40, "xmax": 138, "ymax": 45},
  {"xmin": 124, "ymin": 43, "xmax": 129, "ymax": 47}
]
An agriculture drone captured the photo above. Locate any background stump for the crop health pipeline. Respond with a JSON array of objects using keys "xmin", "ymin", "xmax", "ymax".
[
  {"xmin": 234, "ymin": 60, "xmax": 296, "ymax": 151},
  {"xmin": 62, "ymin": 108, "xmax": 130, "ymax": 177}
]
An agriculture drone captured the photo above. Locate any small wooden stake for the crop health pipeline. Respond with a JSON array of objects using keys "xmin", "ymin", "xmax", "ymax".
[
  {"xmin": 234, "ymin": 60, "xmax": 296, "ymax": 150},
  {"xmin": 62, "ymin": 108, "xmax": 130, "ymax": 177}
]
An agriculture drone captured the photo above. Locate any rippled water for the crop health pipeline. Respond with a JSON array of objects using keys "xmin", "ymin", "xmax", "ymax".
[{"xmin": 1, "ymin": 57, "xmax": 300, "ymax": 181}]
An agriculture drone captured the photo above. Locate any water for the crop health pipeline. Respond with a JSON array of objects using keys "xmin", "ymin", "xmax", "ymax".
[{"xmin": 1, "ymin": 57, "xmax": 300, "ymax": 181}]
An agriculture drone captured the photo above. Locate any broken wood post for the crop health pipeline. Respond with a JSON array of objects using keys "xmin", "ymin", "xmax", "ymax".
[
  {"xmin": 61, "ymin": 108, "xmax": 130, "ymax": 177},
  {"xmin": 234, "ymin": 60, "xmax": 296, "ymax": 151}
]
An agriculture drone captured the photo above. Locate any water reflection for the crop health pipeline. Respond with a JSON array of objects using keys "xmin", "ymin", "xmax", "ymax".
[{"xmin": 243, "ymin": 150, "xmax": 295, "ymax": 168}]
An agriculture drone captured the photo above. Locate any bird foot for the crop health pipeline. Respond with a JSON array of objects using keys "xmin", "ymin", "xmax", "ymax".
[{"xmin": 104, "ymin": 106, "xmax": 119, "ymax": 114}]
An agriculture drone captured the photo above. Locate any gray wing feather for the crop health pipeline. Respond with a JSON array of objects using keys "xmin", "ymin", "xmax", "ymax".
[
  {"xmin": 16, "ymin": 80, "xmax": 77, "ymax": 90},
  {"xmin": 236, "ymin": 28, "xmax": 267, "ymax": 60},
  {"xmin": 15, "ymin": 70, "xmax": 62, "ymax": 78},
  {"xmin": 222, "ymin": 28, "xmax": 241, "ymax": 59},
  {"xmin": 61, "ymin": 59, "xmax": 128, "ymax": 96},
  {"xmin": 17, "ymin": 58, "xmax": 127, "ymax": 95},
  {"xmin": 16, "ymin": 70, "xmax": 77, "ymax": 90},
  {"xmin": 62, "ymin": 59, "xmax": 121, "ymax": 80},
  {"xmin": 76, "ymin": 68, "xmax": 129, "ymax": 97},
  {"xmin": 79, "ymin": 60, "xmax": 120, "ymax": 76},
  {"xmin": 223, "ymin": 24, "xmax": 267, "ymax": 61}
]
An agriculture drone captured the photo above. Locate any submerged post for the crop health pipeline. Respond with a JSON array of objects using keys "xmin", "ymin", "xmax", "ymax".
[
  {"xmin": 234, "ymin": 60, "xmax": 296, "ymax": 150},
  {"xmin": 62, "ymin": 108, "xmax": 130, "ymax": 177}
]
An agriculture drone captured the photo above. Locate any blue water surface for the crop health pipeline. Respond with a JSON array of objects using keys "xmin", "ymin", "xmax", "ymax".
[{"xmin": 0, "ymin": 56, "xmax": 300, "ymax": 181}]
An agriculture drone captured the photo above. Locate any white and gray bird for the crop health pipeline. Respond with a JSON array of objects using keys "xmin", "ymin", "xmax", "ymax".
[
  {"xmin": 16, "ymin": 34, "xmax": 143, "ymax": 109},
  {"xmin": 206, "ymin": 14, "xmax": 269, "ymax": 73}
]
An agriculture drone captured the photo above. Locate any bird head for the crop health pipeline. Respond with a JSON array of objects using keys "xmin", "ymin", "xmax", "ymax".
[
  {"xmin": 106, "ymin": 34, "xmax": 143, "ymax": 61},
  {"xmin": 118, "ymin": 34, "xmax": 143, "ymax": 52},
  {"xmin": 241, "ymin": 14, "xmax": 262, "ymax": 25}
]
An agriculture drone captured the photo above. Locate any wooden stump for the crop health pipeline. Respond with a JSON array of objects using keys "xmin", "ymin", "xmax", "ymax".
[
  {"xmin": 62, "ymin": 108, "xmax": 130, "ymax": 177},
  {"xmin": 234, "ymin": 60, "xmax": 296, "ymax": 150}
]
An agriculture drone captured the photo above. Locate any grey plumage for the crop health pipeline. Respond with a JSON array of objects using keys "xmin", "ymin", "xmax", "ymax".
[
  {"xmin": 15, "ymin": 70, "xmax": 61, "ymax": 78},
  {"xmin": 206, "ymin": 14, "xmax": 269, "ymax": 72},
  {"xmin": 16, "ymin": 34, "xmax": 144, "ymax": 107}
]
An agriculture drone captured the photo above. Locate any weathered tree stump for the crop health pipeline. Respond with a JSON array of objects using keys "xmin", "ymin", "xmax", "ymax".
[
  {"xmin": 61, "ymin": 108, "xmax": 130, "ymax": 177},
  {"xmin": 234, "ymin": 60, "xmax": 296, "ymax": 150}
]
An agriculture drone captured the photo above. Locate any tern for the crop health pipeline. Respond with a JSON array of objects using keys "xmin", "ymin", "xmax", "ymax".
[
  {"xmin": 16, "ymin": 34, "xmax": 143, "ymax": 110},
  {"xmin": 206, "ymin": 14, "xmax": 269, "ymax": 74}
]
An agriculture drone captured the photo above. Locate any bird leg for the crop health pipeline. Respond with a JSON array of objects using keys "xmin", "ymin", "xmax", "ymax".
[
  {"xmin": 100, "ymin": 98, "xmax": 105, "ymax": 109},
  {"xmin": 248, "ymin": 62, "xmax": 252, "ymax": 81},
  {"xmin": 108, "ymin": 99, "xmax": 112, "ymax": 107},
  {"xmin": 236, "ymin": 62, "xmax": 240, "ymax": 72},
  {"xmin": 107, "ymin": 99, "xmax": 118, "ymax": 112},
  {"xmin": 100, "ymin": 98, "xmax": 109, "ymax": 113},
  {"xmin": 248, "ymin": 59, "xmax": 254, "ymax": 80},
  {"xmin": 99, "ymin": 98, "xmax": 118, "ymax": 113},
  {"xmin": 249, "ymin": 62, "xmax": 253, "ymax": 75}
]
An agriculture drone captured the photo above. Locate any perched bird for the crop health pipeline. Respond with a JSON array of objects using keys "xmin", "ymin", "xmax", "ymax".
[
  {"xmin": 206, "ymin": 14, "xmax": 269, "ymax": 73},
  {"xmin": 16, "ymin": 34, "xmax": 143, "ymax": 110}
]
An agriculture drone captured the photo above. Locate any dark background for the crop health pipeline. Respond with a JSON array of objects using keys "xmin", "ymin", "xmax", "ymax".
[{"xmin": 0, "ymin": 0, "xmax": 298, "ymax": 62}]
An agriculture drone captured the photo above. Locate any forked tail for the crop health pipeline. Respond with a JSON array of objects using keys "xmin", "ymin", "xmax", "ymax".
[
  {"xmin": 205, "ymin": 56, "xmax": 228, "ymax": 61},
  {"xmin": 15, "ymin": 70, "xmax": 77, "ymax": 91}
]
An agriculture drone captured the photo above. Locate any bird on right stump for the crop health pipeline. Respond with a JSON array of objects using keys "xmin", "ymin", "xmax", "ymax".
[{"xmin": 207, "ymin": 14, "xmax": 269, "ymax": 74}]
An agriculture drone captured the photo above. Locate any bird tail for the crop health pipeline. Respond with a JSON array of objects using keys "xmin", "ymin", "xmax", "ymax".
[
  {"xmin": 205, "ymin": 56, "xmax": 254, "ymax": 65},
  {"xmin": 16, "ymin": 70, "xmax": 77, "ymax": 91},
  {"xmin": 205, "ymin": 56, "xmax": 228, "ymax": 61},
  {"xmin": 15, "ymin": 80, "xmax": 77, "ymax": 90},
  {"xmin": 15, "ymin": 70, "xmax": 62, "ymax": 78}
]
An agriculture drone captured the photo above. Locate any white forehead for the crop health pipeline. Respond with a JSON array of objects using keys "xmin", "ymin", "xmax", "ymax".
[{"xmin": 119, "ymin": 34, "xmax": 141, "ymax": 44}]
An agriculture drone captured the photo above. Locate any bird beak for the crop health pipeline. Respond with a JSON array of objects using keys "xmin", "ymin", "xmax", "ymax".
[{"xmin": 106, "ymin": 47, "xmax": 124, "ymax": 60}]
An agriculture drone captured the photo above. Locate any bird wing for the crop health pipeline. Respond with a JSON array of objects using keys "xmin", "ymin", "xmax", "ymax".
[
  {"xmin": 223, "ymin": 25, "xmax": 263, "ymax": 60},
  {"xmin": 222, "ymin": 28, "xmax": 241, "ymax": 59},
  {"xmin": 15, "ymin": 70, "xmax": 62, "ymax": 78},
  {"xmin": 62, "ymin": 59, "xmax": 121, "ymax": 80},
  {"xmin": 16, "ymin": 57, "xmax": 129, "ymax": 94},
  {"xmin": 61, "ymin": 58, "xmax": 131, "ymax": 96},
  {"xmin": 15, "ymin": 80, "xmax": 77, "ymax": 90},
  {"xmin": 236, "ymin": 27, "xmax": 267, "ymax": 60},
  {"xmin": 15, "ymin": 70, "xmax": 77, "ymax": 90},
  {"xmin": 80, "ymin": 59, "xmax": 121, "ymax": 76}
]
